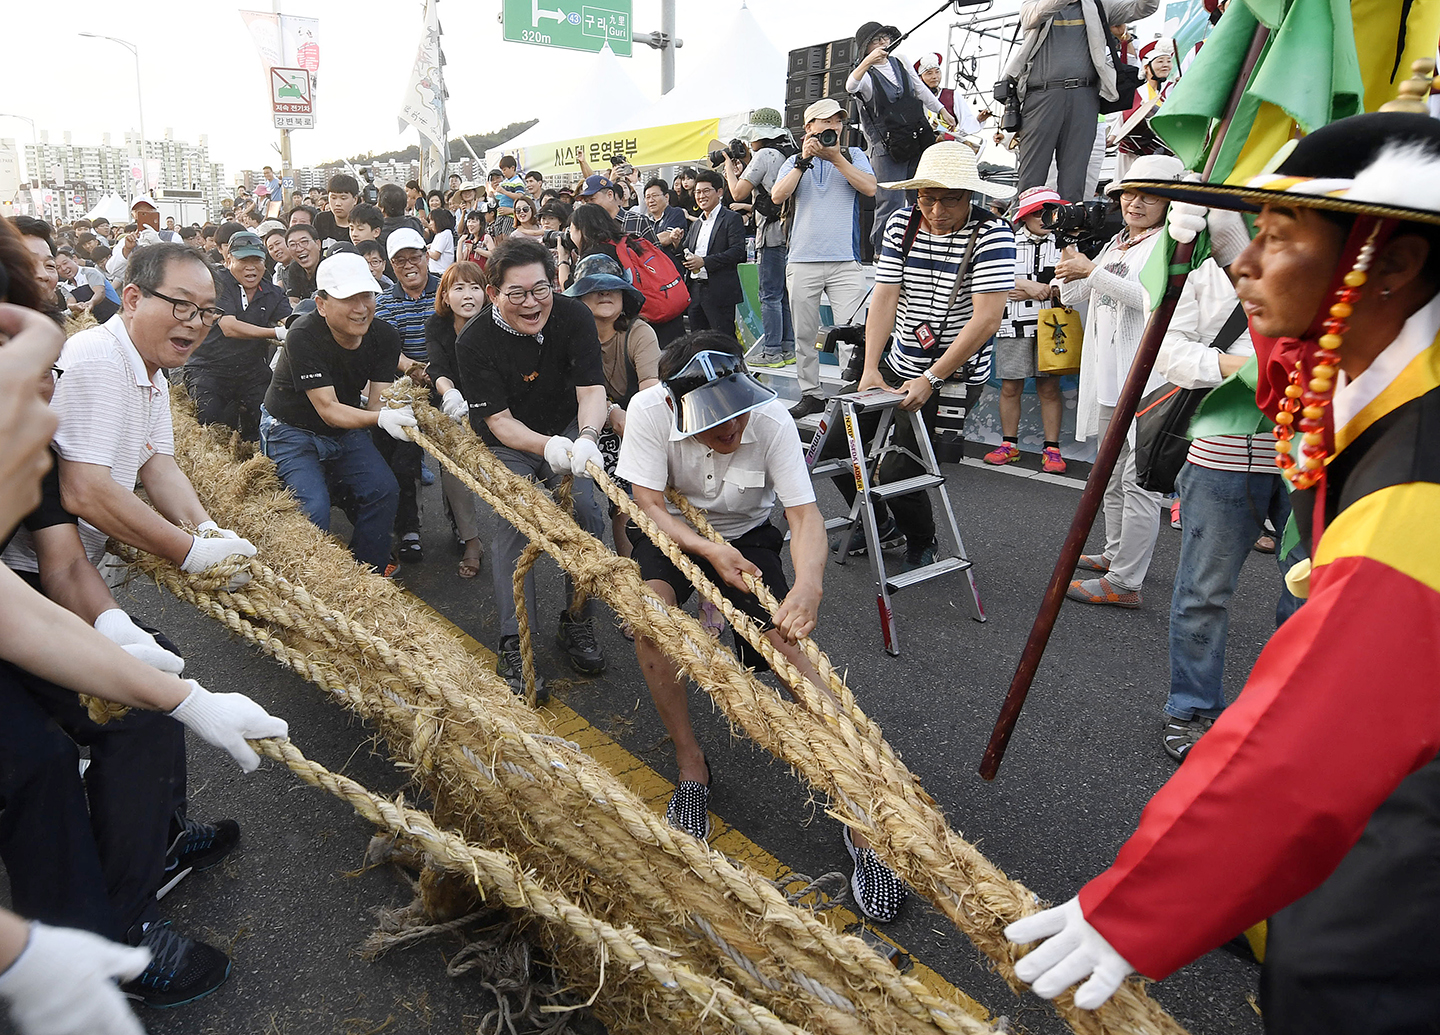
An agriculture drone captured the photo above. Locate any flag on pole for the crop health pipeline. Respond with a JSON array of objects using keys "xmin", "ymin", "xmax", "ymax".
[{"xmin": 399, "ymin": 0, "xmax": 449, "ymax": 171}]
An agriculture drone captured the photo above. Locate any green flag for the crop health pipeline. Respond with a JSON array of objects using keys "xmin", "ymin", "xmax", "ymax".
[{"xmin": 1151, "ymin": 0, "xmax": 1364, "ymax": 183}]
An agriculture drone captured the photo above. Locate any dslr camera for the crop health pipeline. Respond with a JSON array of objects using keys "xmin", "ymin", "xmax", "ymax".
[
  {"xmin": 708, "ymin": 138, "xmax": 750, "ymax": 168},
  {"xmin": 816, "ymin": 128, "xmax": 840, "ymax": 148},
  {"xmin": 1040, "ymin": 200, "xmax": 1111, "ymax": 251},
  {"xmin": 993, "ymin": 76, "xmax": 1022, "ymax": 132}
]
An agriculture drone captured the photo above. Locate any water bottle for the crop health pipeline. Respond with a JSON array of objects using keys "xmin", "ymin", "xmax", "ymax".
[{"xmin": 745, "ymin": 235, "xmax": 756, "ymax": 263}]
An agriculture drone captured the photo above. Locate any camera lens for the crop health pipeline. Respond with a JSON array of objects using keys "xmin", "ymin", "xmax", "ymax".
[{"xmin": 818, "ymin": 129, "xmax": 839, "ymax": 148}]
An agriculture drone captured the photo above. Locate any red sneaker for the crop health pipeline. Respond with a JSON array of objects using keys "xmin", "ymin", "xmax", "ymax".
[
  {"xmin": 984, "ymin": 442, "xmax": 1021, "ymax": 465},
  {"xmin": 1041, "ymin": 446, "xmax": 1067, "ymax": 473}
]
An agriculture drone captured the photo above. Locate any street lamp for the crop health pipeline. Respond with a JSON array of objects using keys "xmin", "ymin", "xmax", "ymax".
[
  {"xmin": 78, "ymin": 33, "xmax": 147, "ymax": 193},
  {"xmin": 0, "ymin": 113, "xmax": 39, "ymax": 186}
]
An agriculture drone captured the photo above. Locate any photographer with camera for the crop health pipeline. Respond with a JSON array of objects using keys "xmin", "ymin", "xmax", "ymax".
[
  {"xmin": 770, "ymin": 99, "xmax": 877, "ymax": 419},
  {"xmin": 847, "ymin": 23, "xmax": 957, "ymax": 258},
  {"xmin": 724, "ymin": 108, "xmax": 798, "ymax": 369},
  {"xmin": 1000, "ymin": 0, "xmax": 1158, "ymax": 202}
]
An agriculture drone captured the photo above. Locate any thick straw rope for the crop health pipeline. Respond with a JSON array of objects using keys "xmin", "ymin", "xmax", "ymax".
[
  {"xmin": 135, "ymin": 400, "xmax": 997, "ymax": 1035},
  {"xmin": 388, "ymin": 383, "xmax": 1186, "ymax": 1035}
]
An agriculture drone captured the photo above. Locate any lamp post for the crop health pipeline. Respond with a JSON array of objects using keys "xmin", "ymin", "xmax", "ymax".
[
  {"xmin": 0, "ymin": 113, "xmax": 39, "ymax": 186},
  {"xmin": 78, "ymin": 33, "xmax": 147, "ymax": 193}
]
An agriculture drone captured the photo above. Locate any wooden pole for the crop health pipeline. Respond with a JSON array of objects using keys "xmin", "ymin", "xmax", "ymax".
[{"xmin": 979, "ymin": 22, "xmax": 1272, "ymax": 780}]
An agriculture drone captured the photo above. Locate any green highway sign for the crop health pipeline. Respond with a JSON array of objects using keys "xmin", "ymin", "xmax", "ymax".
[{"xmin": 502, "ymin": 0, "xmax": 633, "ymax": 57}]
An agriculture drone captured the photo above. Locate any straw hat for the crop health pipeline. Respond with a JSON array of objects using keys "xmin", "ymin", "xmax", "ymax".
[{"xmin": 880, "ymin": 141, "xmax": 1016, "ymax": 199}]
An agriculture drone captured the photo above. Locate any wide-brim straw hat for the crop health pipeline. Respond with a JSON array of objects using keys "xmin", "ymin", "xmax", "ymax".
[
  {"xmin": 880, "ymin": 141, "xmax": 1016, "ymax": 199},
  {"xmin": 1124, "ymin": 112, "xmax": 1440, "ymax": 227}
]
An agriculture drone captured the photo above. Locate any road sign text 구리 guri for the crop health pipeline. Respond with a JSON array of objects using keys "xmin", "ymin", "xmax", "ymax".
[{"xmin": 501, "ymin": 0, "xmax": 632, "ymax": 56}]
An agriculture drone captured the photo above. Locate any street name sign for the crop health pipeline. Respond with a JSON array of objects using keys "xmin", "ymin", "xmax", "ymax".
[{"xmin": 502, "ymin": 0, "xmax": 632, "ymax": 57}]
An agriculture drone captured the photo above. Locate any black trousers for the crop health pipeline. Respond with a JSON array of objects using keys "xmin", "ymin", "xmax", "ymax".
[
  {"xmin": 372, "ymin": 432, "xmax": 422, "ymax": 537},
  {"xmin": 187, "ymin": 367, "xmax": 272, "ymax": 443},
  {"xmin": 1260, "ymin": 754, "xmax": 1440, "ymax": 1034},
  {"xmin": 0, "ymin": 647, "xmax": 186, "ymax": 942},
  {"xmin": 686, "ymin": 280, "xmax": 738, "ymax": 339}
]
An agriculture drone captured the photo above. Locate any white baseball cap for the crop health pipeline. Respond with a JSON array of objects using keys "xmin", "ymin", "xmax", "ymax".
[
  {"xmin": 386, "ymin": 227, "xmax": 428, "ymax": 261},
  {"xmin": 316, "ymin": 252, "xmax": 383, "ymax": 299}
]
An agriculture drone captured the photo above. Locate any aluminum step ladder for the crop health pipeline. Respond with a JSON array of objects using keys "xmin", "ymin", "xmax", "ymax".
[{"xmin": 803, "ymin": 388, "xmax": 985, "ymax": 655}]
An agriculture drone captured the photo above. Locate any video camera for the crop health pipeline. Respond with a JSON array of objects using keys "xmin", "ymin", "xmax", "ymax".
[
  {"xmin": 709, "ymin": 138, "xmax": 749, "ymax": 168},
  {"xmin": 1041, "ymin": 200, "xmax": 1110, "ymax": 251},
  {"xmin": 993, "ymin": 76, "xmax": 1022, "ymax": 132},
  {"xmin": 358, "ymin": 166, "xmax": 379, "ymax": 206}
]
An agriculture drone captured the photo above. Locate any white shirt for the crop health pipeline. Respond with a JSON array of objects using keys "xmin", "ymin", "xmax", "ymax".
[
  {"xmin": 429, "ymin": 228, "xmax": 455, "ymax": 274},
  {"xmin": 846, "ymin": 52, "xmax": 947, "ymax": 117},
  {"xmin": 1333, "ymin": 291, "xmax": 1440, "ymax": 438},
  {"xmin": 615, "ymin": 386, "xmax": 816, "ymax": 540},
  {"xmin": 692, "ymin": 207, "xmax": 721, "ymax": 280},
  {"xmin": 3, "ymin": 315, "xmax": 174, "ymax": 572}
]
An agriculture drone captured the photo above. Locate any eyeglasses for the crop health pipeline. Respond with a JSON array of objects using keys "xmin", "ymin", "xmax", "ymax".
[
  {"xmin": 499, "ymin": 283, "xmax": 552, "ymax": 305},
  {"xmin": 142, "ymin": 287, "xmax": 225, "ymax": 327},
  {"xmin": 916, "ymin": 193, "xmax": 970, "ymax": 210},
  {"xmin": 391, "ymin": 252, "xmax": 427, "ymax": 268},
  {"xmin": 693, "ymin": 186, "xmax": 718, "ymax": 197},
  {"xmin": 1119, "ymin": 191, "xmax": 1166, "ymax": 206}
]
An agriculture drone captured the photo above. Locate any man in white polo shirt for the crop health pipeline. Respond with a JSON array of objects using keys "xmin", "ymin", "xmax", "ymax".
[{"xmin": 615, "ymin": 331, "xmax": 907, "ymax": 924}]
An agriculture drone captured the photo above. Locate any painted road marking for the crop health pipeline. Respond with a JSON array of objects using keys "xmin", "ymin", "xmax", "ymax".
[{"xmin": 406, "ymin": 596, "xmax": 989, "ymax": 1022}]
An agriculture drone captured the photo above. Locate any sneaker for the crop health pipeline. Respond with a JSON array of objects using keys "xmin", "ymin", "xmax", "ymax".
[
  {"xmin": 158, "ymin": 816, "xmax": 239, "ymax": 900},
  {"xmin": 752, "ymin": 347, "xmax": 787, "ymax": 368},
  {"xmin": 397, "ymin": 533, "xmax": 423, "ymax": 564},
  {"xmin": 420, "ymin": 459, "xmax": 436, "ymax": 486},
  {"xmin": 1170, "ymin": 498, "xmax": 1182, "ymax": 530},
  {"xmin": 983, "ymin": 441, "xmax": 1020, "ymax": 465},
  {"xmin": 1075, "ymin": 553, "xmax": 1110, "ymax": 573},
  {"xmin": 664, "ymin": 761, "xmax": 712, "ymax": 842},
  {"xmin": 1162, "ymin": 714, "xmax": 1216, "ymax": 762},
  {"xmin": 122, "ymin": 923, "xmax": 231, "ymax": 1008},
  {"xmin": 496, "ymin": 635, "xmax": 548, "ymax": 703},
  {"xmin": 1041, "ymin": 446, "xmax": 1067, "ymax": 473},
  {"xmin": 788, "ymin": 394, "xmax": 826, "ymax": 420},
  {"xmin": 556, "ymin": 610, "xmax": 605, "ymax": 676},
  {"xmin": 381, "ymin": 562, "xmax": 399, "ymax": 579},
  {"xmin": 842, "ymin": 826, "xmax": 906, "ymax": 923},
  {"xmin": 900, "ymin": 540, "xmax": 937, "ymax": 572},
  {"xmin": 1065, "ymin": 576, "xmax": 1142, "ymax": 609},
  {"xmin": 777, "ymin": 348, "xmax": 796, "ymax": 366},
  {"xmin": 844, "ymin": 517, "xmax": 905, "ymax": 557}
]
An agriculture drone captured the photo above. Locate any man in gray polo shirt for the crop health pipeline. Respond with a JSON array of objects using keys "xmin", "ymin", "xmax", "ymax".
[{"xmin": 770, "ymin": 98, "xmax": 878, "ymax": 419}]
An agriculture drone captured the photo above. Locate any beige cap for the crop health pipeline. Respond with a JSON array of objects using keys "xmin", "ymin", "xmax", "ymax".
[{"xmin": 803, "ymin": 98, "xmax": 843, "ymax": 123}]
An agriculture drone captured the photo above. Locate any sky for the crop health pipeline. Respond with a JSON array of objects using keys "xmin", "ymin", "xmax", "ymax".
[{"xmin": 3, "ymin": 0, "xmax": 1158, "ymax": 184}]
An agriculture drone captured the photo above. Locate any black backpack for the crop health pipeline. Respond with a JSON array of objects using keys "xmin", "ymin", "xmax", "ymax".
[{"xmin": 863, "ymin": 56, "xmax": 937, "ymax": 164}]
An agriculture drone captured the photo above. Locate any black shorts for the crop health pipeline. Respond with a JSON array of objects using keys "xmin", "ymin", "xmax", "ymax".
[{"xmin": 628, "ymin": 520, "xmax": 789, "ymax": 669}]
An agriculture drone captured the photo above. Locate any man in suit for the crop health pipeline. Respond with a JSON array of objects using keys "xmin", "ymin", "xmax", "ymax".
[{"xmin": 681, "ymin": 169, "xmax": 747, "ymax": 338}]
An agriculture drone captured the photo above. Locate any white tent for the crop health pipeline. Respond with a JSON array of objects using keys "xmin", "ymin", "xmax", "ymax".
[{"xmin": 85, "ymin": 193, "xmax": 132, "ymax": 224}]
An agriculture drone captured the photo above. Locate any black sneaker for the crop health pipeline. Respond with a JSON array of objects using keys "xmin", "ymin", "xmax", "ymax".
[
  {"xmin": 899, "ymin": 540, "xmax": 937, "ymax": 572},
  {"xmin": 1162, "ymin": 714, "xmax": 1215, "ymax": 762},
  {"xmin": 788, "ymin": 394, "xmax": 826, "ymax": 420},
  {"xmin": 496, "ymin": 635, "xmax": 548, "ymax": 703},
  {"xmin": 665, "ymin": 759, "xmax": 712, "ymax": 842},
  {"xmin": 397, "ymin": 533, "xmax": 423, "ymax": 564},
  {"xmin": 845, "ymin": 517, "xmax": 905, "ymax": 557},
  {"xmin": 556, "ymin": 609, "xmax": 605, "ymax": 676},
  {"xmin": 122, "ymin": 923, "xmax": 231, "ymax": 1008},
  {"xmin": 158, "ymin": 816, "xmax": 239, "ymax": 901},
  {"xmin": 843, "ymin": 826, "xmax": 906, "ymax": 923}
]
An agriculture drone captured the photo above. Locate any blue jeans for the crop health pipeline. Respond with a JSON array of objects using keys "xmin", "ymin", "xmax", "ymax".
[
  {"xmin": 1166, "ymin": 461, "xmax": 1305, "ymax": 720},
  {"xmin": 756, "ymin": 243, "xmax": 794, "ymax": 353},
  {"xmin": 260, "ymin": 408, "xmax": 399, "ymax": 571}
]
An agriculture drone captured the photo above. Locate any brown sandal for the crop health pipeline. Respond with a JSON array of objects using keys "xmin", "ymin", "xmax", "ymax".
[{"xmin": 457, "ymin": 539, "xmax": 483, "ymax": 579}]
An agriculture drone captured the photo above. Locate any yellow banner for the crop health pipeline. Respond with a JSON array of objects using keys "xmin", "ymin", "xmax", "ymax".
[{"xmin": 517, "ymin": 118, "xmax": 721, "ymax": 176}]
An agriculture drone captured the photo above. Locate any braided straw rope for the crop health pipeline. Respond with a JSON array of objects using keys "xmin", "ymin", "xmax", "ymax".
[
  {"xmin": 136, "ymin": 399, "xmax": 998, "ymax": 1035},
  {"xmin": 387, "ymin": 383, "xmax": 1187, "ymax": 1035}
]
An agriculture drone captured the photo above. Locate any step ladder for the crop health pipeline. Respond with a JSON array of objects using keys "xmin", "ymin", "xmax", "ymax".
[{"xmin": 803, "ymin": 389, "xmax": 985, "ymax": 656}]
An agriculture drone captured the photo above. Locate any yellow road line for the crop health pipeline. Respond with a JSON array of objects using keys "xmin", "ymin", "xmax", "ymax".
[{"xmin": 407, "ymin": 594, "xmax": 988, "ymax": 1022}]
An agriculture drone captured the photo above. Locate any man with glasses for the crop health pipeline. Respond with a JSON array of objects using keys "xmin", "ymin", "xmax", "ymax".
[
  {"xmin": 261, "ymin": 253, "xmax": 416, "ymax": 572},
  {"xmin": 770, "ymin": 98, "xmax": 878, "ymax": 419},
  {"xmin": 680, "ymin": 169, "xmax": 747, "ymax": 339},
  {"xmin": 454, "ymin": 238, "xmax": 609, "ymax": 694},
  {"xmin": 373, "ymin": 228, "xmax": 439, "ymax": 566}
]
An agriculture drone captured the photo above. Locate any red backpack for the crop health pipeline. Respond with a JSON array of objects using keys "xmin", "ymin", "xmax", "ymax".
[{"xmin": 614, "ymin": 234, "xmax": 690, "ymax": 325}]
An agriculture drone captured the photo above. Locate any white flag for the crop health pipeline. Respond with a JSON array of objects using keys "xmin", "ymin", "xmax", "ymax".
[{"xmin": 398, "ymin": 0, "xmax": 447, "ymax": 154}]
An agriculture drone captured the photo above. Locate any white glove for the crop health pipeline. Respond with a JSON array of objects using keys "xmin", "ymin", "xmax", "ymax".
[
  {"xmin": 1165, "ymin": 199, "xmax": 1208, "ymax": 245},
  {"xmin": 196, "ymin": 519, "xmax": 241, "ymax": 539},
  {"xmin": 377, "ymin": 405, "xmax": 418, "ymax": 442},
  {"xmin": 170, "ymin": 679, "xmax": 289, "ymax": 773},
  {"xmin": 544, "ymin": 434, "xmax": 576, "ymax": 474},
  {"xmin": 93, "ymin": 608, "xmax": 184, "ymax": 675},
  {"xmin": 0, "ymin": 921, "xmax": 150, "ymax": 1035},
  {"xmin": 1005, "ymin": 897, "xmax": 1134, "ymax": 1010},
  {"xmin": 1206, "ymin": 207, "xmax": 1252, "ymax": 268},
  {"xmin": 441, "ymin": 388, "xmax": 468, "ymax": 423},
  {"xmin": 273, "ymin": 323, "xmax": 287, "ymax": 343},
  {"xmin": 181, "ymin": 534, "xmax": 258, "ymax": 590},
  {"xmin": 570, "ymin": 436, "xmax": 603, "ymax": 477}
]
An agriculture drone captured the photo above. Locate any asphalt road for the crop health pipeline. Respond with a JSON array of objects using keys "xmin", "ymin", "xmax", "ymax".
[{"xmin": 0, "ymin": 440, "xmax": 1286, "ymax": 1035}]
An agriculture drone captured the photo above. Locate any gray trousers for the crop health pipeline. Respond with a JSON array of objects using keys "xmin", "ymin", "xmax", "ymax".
[
  {"xmin": 869, "ymin": 148, "xmax": 919, "ymax": 257},
  {"xmin": 1096, "ymin": 404, "xmax": 1164, "ymax": 592},
  {"xmin": 491, "ymin": 425, "xmax": 605, "ymax": 639},
  {"xmin": 1018, "ymin": 85, "xmax": 1101, "ymax": 202}
]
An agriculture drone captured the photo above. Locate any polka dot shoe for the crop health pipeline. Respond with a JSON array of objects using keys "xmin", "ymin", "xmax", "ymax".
[
  {"xmin": 664, "ymin": 759, "xmax": 712, "ymax": 842},
  {"xmin": 842, "ymin": 826, "xmax": 906, "ymax": 923}
]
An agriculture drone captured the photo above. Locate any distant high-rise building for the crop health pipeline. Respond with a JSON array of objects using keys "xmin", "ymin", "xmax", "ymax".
[{"xmin": 23, "ymin": 128, "xmax": 226, "ymax": 220}]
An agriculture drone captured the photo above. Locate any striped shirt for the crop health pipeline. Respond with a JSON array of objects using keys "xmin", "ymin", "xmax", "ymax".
[
  {"xmin": 1187, "ymin": 433, "xmax": 1280, "ymax": 475},
  {"xmin": 374, "ymin": 274, "xmax": 439, "ymax": 362},
  {"xmin": 998, "ymin": 231, "xmax": 1062, "ymax": 339},
  {"xmin": 876, "ymin": 208, "xmax": 1016, "ymax": 383},
  {"xmin": 3, "ymin": 314, "xmax": 174, "ymax": 571}
]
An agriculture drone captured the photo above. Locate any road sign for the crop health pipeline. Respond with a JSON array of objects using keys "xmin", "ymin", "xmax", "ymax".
[
  {"xmin": 270, "ymin": 66, "xmax": 314, "ymax": 127},
  {"xmin": 501, "ymin": 0, "xmax": 632, "ymax": 57},
  {"xmin": 282, "ymin": 176, "xmax": 295, "ymax": 188}
]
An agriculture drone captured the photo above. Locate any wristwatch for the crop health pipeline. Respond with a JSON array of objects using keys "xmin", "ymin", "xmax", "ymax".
[{"xmin": 923, "ymin": 370, "xmax": 944, "ymax": 391}]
